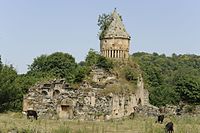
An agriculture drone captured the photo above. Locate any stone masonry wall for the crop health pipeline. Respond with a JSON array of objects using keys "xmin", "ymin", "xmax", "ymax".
[{"xmin": 23, "ymin": 68, "xmax": 149, "ymax": 120}]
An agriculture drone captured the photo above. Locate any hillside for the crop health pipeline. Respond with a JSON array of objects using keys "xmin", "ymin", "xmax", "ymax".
[
  {"xmin": 132, "ymin": 52, "xmax": 200, "ymax": 106},
  {"xmin": 0, "ymin": 51, "xmax": 200, "ymax": 113},
  {"xmin": 22, "ymin": 50, "xmax": 148, "ymax": 120}
]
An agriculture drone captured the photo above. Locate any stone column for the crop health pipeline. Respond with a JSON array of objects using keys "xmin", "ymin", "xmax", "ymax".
[
  {"xmin": 106, "ymin": 50, "xmax": 108, "ymax": 57},
  {"xmin": 124, "ymin": 51, "xmax": 126, "ymax": 58},
  {"xmin": 126, "ymin": 51, "xmax": 129, "ymax": 59},
  {"xmin": 117, "ymin": 50, "xmax": 120, "ymax": 58},
  {"xmin": 111, "ymin": 50, "xmax": 113, "ymax": 58}
]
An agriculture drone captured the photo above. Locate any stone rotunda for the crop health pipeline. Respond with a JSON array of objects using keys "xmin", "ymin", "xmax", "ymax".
[{"xmin": 100, "ymin": 9, "xmax": 131, "ymax": 59}]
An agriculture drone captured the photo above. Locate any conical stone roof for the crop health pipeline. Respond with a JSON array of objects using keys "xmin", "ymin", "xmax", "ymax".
[{"xmin": 102, "ymin": 9, "xmax": 130, "ymax": 39}]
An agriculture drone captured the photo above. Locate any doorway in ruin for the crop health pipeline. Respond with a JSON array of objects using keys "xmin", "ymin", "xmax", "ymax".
[
  {"xmin": 138, "ymin": 98, "xmax": 141, "ymax": 105},
  {"xmin": 53, "ymin": 90, "xmax": 60, "ymax": 97},
  {"xmin": 58, "ymin": 99, "xmax": 73, "ymax": 119},
  {"xmin": 42, "ymin": 91, "xmax": 48, "ymax": 96}
]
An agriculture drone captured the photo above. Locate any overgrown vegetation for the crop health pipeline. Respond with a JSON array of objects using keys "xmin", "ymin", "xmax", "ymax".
[
  {"xmin": 1, "ymin": 51, "xmax": 200, "ymax": 112},
  {"xmin": 0, "ymin": 50, "xmax": 114, "ymax": 112},
  {"xmin": 97, "ymin": 13, "xmax": 112, "ymax": 39},
  {"xmin": 133, "ymin": 52, "xmax": 200, "ymax": 106},
  {"xmin": 97, "ymin": 11, "xmax": 123, "ymax": 39},
  {"xmin": 0, "ymin": 112, "xmax": 200, "ymax": 133}
]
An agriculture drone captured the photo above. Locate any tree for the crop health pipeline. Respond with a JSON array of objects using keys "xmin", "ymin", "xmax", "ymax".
[
  {"xmin": 96, "ymin": 56, "xmax": 113, "ymax": 71},
  {"xmin": 28, "ymin": 52, "xmax": 77, "ymax": 83},
  {"xmin": 173, "ymin": 68, "xmax": 200, "ymax": 103},
  {"xmin": 0, "ymin": 64, "xmax": 19, "ymax": 112},
  {"xmin": 0, "ymin": 55, "xmax": 2, "ymax": 70},
  {"xmin": 97, "ymin": 13, "xmax": 112, "ymax": 38},
  {"xmin": 85, "ymin": 49, "xmax": 113, "ymax": 71},
  {"xmin": 133, "ymin": 52, "xmax": 200, "ymax": 106},
  {"xmin": 85, "ymin": 49, "xmax": 100, "ymax": 67},
  {"xmin": 124, "ymin": 66, "xmax": 138, "ymax": 81},
  {"xmin": 149, "ymin": 85, "xmax": 180, "ymax": 107},
  {"xmin": 74, "ymin": 65, "xmax": 89, "ymax": 83}
]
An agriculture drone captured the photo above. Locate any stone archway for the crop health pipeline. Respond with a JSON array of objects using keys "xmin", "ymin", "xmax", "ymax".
[
  {"xmin": 42, "ymin": 91, "xmax": 48, "ymax": 96},
  {"xmin": 57, "ymin": 99, "xmax": 73, "ymax": 119},
  {"xmin": 53, "ymin": 90, "xmax": 60, "ymax": 97}
]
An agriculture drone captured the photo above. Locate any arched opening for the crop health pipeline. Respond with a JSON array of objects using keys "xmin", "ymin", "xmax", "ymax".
[
  {"xmin": 138, "ymin": 98, "xmax": 141, "ymax": 105},
  {"xmin": 42, "ymin": 91, "xmax": 48, "ymax": 96},
  {"xmin": 59, "ymin": 99, "xmax": 73, "ymax": 119},
  {"xmin": 53, "ymin": 90, "xmax": 60, "ymax": 97}
]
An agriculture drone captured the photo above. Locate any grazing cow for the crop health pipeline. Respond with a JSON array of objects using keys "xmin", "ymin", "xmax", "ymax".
[
  {"xmin": 27, "ymin": 110, "xmax": 38, "ymax": 120},
  {"xmin": 165, "ymin": 122, "xmax": 174, "ymax": 133},
  {"xmin": 156, "ymin": 114, "xmax": 164, "ymax": 124},
  {"xmin": 129, "ymin": 112, "xmax": 135, "ymax": 119}
]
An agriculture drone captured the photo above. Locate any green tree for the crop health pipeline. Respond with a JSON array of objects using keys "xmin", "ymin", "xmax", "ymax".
[
  {"xmin": 124, "ymin": 66, "xmax": 138, "ymax": 82},
  {"xmin": 97, "ymin": 13, "xmax": 112, "ymax": 38},
  {"xmin": 96, "ymin": 56, "xmax": 113, "ymax": 71},
  {"xmin": 173, "ymin": 68, "xmax": 200, "ymax": 103},
  {"xmin": 149, "ymin": 85, "xmax": 180, "ymax": 107},
  {"xmin": 28, "ymin": 52, "xmax": 77, "ymax": 83},
  {"xmin": 85, "ymin": 49, "xmax": 100, "ymax": 66},
  {"xmin": 132, "ymin": 52, "xmax": 200, "ymax": 106},
  {"xmin": 74, "ymin": 65, "xmax": 89, "ymax": 83},
  {"xmin": 0, "ymin": 64, "xmax": 19, "ymax": 112},
  {"xmin": 0, "ymin": 56, "xmax": 2, "ymax": 70}
]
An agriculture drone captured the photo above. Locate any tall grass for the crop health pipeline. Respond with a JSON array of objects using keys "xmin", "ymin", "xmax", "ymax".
[{"xmin": 0, "ymin": 112, "xmax": 200, "ymax": 133}]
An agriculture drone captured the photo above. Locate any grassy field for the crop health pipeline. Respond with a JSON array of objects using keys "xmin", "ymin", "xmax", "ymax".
[{"xmin": 0, "ymin": 112, "xmax": 200, "ymax": 133}]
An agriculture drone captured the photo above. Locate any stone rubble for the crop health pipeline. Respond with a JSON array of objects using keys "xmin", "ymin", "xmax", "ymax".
[{"xmin": 23, "ymin": 68, "xmax": 150, "ymax": 120}]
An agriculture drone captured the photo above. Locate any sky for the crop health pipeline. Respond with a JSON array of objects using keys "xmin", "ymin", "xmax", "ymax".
[{"xmin": 0, "ymin": 0, "xmax": 200, "ymax": 74}]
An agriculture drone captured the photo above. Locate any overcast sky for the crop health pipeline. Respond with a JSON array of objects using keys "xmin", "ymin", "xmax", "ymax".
[{"xmin": 0, "ymin": 0, "xmax": 200, "ymax": 74}]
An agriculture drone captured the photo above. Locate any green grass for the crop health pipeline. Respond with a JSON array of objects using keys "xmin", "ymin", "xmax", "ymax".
[{"xmin": 0, "ymin": 112, "xmax": 200, "ymax": 133}]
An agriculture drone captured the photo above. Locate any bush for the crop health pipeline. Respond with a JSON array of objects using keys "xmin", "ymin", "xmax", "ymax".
[
  {"xmin": 124, "ymin": 67, "xmax": 138, "ymax": 81},
  {"xmin": 96, "ymin": 56, "xmax": 113, "ymax": 71}
]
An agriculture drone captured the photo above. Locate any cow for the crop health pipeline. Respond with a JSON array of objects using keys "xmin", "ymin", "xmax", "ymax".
[
  {"xmin": 27, "ymin": 110, "xmax": 38, "ymax": 120},
  {"xmin": 165, "ymin": 122, "xmax": 174, "ymax": 133},
  {"xmin": 156, "ymin": 114, "xmax": 164, "ymax": 124},
  {"xmin": 129, "ymin": 112, "xmax": 135, "ymax": 119}
]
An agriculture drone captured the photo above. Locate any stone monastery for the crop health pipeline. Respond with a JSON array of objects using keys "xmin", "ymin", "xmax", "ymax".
[{"xmin": 23, "ymin": 9, "xmax": 151, "ymax": 120}]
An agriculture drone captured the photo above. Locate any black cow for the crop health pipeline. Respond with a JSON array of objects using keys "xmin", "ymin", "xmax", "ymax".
[
  {"xmin": 27, "ymin": 110, "xmax": 38, "ymax": 120},
  {"xmin": 129, "ymin": 112, "xmax": 135, "ymax": 119},
  {"xmin": 156, "ymin": 114, "xmax": 164, "ymax": 124},
  {"xmin": 165, "ymin": 122, "xmax": 174, "ymax": 133}
]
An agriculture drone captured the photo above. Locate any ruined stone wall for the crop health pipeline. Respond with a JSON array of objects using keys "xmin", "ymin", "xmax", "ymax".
[{"xmin": 23, "ymin": 68, "xmax": 149, "ymax": 120}]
